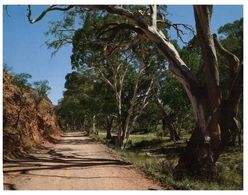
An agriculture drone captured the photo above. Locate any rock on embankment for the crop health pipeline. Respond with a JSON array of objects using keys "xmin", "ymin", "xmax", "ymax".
[{"xmin": 3, "ymin": 71, "xmax": 62, "ymax": 159}]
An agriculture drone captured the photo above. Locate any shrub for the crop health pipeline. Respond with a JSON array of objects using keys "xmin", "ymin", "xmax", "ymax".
[{"xmin": 33, "ymin": 80, "xmax": 51, "ymax": 103}]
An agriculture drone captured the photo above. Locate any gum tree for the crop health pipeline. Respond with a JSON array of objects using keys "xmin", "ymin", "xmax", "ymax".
[{"xmin": 27, "ymin": 5, "xmax": 243, "ymax": 178}]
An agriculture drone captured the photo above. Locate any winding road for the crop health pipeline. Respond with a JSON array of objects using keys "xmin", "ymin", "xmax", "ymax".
[{"xmin": 3, "ymin": 132, "xmax": 162, "ymax": 190}]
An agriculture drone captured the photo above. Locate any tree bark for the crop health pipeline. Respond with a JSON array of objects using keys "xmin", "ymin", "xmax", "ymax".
[
  {"xmin": 174, "ymin": 6, "xmax": 242, "ymax": 178},
  {"xmin": 214, "ymin": 65, "xmax": 243, "ymax": 160},
  {"xmin": 174, "ymin": 6, "xmax": 221, "ymax": 178}
]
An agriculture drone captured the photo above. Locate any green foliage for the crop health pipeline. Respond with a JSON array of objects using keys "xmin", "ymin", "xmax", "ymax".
[
  {"xmin": 12, "ymin": 73, "xmax": 32, "ymax": 90},
  {"xmin": 180, "ymin": 36, "xmax": 203, "ymax": 79},
  {"xmin": 9, "ymin": 71, "xmax": 51, "ymax": 103},
  {"xmin": 133, "ymin": 101, "xmax": 160, "ymax": 133},
  {"xmin": 127, "ymin": 137, "xmax": 164, "ymax": 151},
  {"xmin": 56, "ymin": 71, "xmax": 93, "ymax": 131},
  {"xmin": 216, "ymin": 18, "xmax": 243, "ymax": 95},
  {"xmin": 179, "ymin": 18, "xmax": 243, "ymax": 96},
  {"xmin": 160, "ymin": 72, "xmax": 193, "ymax": 130},
  {"xmin": 68, "ymin": 10, "xmax": 170, "ymax": 143},
  {"xmin": 91, "ymin": 131, "xmax": 242, "ymax": 189},
  {"xmin": 56, "ymin": 70, "xmax": 116, "ymax": 131},
  {"xmin": 218, "ymin": 17, "xmax": 243, "ymax": 61},
  {"xmin": 33, "ymin": 80, "xmax": 51, "ymax": 103},
  {"xmin": 117, "ymin": 134, "xmax": 243, "ymax": 190},
  {"xmin": 46, "ymin": 6, "xmax": 190, "ymax": 139},
  {"xmin": 175, "ymin": 18, "xmax": 243, "ymax": 134},
  {"xmin": 90, "ymin": 132, "xmax": 106, "ymax": 143},
  {"xmin": 45, "ymin": 9, "xmax": 79, "ymax": 56}
]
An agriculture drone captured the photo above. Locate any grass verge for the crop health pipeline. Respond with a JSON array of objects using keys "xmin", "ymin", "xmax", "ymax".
[{"xmin": 91, "ymin": 132, "xmax": 243, "ymax": 190}]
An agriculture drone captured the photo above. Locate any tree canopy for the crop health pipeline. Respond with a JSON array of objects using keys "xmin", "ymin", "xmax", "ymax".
[{"xmin": 26, "ymin": 5, "xmax": 243, "ymax": 179}]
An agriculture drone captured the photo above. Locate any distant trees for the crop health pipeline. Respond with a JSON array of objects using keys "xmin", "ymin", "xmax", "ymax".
[
  {"xmin": 56, "ymin": 71, "xmax": 94, "ymax": 131},
  {"xmin": 56, "ymin": 70, "xmax": 117, "ymax": 134}
]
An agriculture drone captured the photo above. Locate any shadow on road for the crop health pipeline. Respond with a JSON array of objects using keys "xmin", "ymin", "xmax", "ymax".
[
  {"xmin": 59, "ymin": 138, "xmax": 96, "ymax": 145},
  {"xmin": 4, "ymin": 148, "xmax": 131, "ymax": 174},
  {"xmin": 4, "ymin": 183, "xmax": 16, "ymax": 190},
  {"xmin": 4, "ymin": 133, "xmax": 163, "ymax": 190},
  {"xmin": 61, "ymin": 132, "xmax": 87, "ymax": 138}
]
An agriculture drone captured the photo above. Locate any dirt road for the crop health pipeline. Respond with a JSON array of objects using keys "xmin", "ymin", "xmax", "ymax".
[{"xmin": 3, "ymin": 132, "xmax": 162, "ymax": 190}]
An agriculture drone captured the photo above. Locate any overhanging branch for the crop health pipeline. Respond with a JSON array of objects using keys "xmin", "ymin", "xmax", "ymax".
[
  {"xmin": 213, "ymin": 34, "xmax": 240, "ymax": 77},
  {"xmin": 157, "ymin": 21, "xmax": 195, "ymax": 44},
  {"xmin": 27, "ymin": 5, "xmax": 74, "ymax": 24},
  {"xmin": 97, "ymin": 23, "xmax": 142, "ymax": 41}
]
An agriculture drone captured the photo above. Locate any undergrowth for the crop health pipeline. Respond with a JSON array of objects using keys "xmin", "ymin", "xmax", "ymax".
[{"xmin": 91, "ymin": 132, "xmax": 243, "ymax": 190}]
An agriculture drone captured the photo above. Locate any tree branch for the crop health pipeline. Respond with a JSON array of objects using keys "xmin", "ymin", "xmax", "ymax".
[
  {"xmin": 101, "ymin": 33, "xmax": 145, "ymax": 59},
  {"xmin": 71, "ymin": 6, "xmax": 198, "ymax": 87},
  {"xmin": 150, "ymin": 5, "xmax": 157, "ymax": 29},
  {"xmin": 94, "ymin": 65, "xmax": 114, "ymax": 90},
  {"xmin": 132, "ymin": 77, "xmax": 154, "ymax": 123},
  {"xmin": 171, "ymin": 23, "xmax": 195, "ymax": 44},
  {"xmin": 213, "ymin": 33, "xmax": 240, "ymax": 80},
  {"xmin": 97, "ymin": 23, "xmax": 142, "ymax": 40},
  {"xmin": 27, "ymin": 5, "xmax": 74, "ymax": 24},
  {"xmin": 29, "ymin": 4, "xmax": 201, "ymax": 123},
  {"xmin": 27, "ymin": 4, "xmax": 198, "ymax": 90}
]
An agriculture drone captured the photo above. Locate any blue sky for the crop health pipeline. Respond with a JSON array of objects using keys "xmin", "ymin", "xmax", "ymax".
[{"xmin": 3, "ymin": 5, "xmax": 243, "ymax": 105}]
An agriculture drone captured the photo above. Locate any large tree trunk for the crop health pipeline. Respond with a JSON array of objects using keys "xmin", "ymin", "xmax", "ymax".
[
  {"xmin": 173, "ymin": 87, "xmax": 218, "ymax": 179},
  {"xmin": 115, "ymin": 115, "xmax": 134, "ymax": 148},
  {"xmin": 174, "ymin": 6, "xmax": 242, "ymax": 179},
  {"xmin": 173, "ymin": 6, "xmax": 221, "ymax": 179},
  {"xmin": 115, "ymin": 117, "xmax": 130, "ymax": 149}
]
